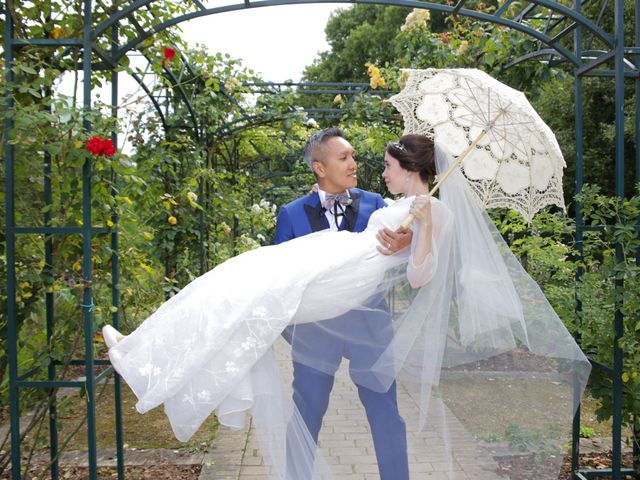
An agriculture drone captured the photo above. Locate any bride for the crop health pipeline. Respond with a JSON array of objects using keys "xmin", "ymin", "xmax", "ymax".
[{"xmin": 103, "ymin": 134, "xmax": 590, "ymax": 479}]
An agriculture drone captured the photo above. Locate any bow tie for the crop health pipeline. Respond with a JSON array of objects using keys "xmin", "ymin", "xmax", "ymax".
[{"xmin": 324, "ymin": 192, "xmax": 352, "ymax": 210}]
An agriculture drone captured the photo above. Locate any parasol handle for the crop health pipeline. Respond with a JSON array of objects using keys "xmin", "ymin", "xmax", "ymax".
[{"xmin": 398, "ymin": 129, "xmax": 488, "ymax": 231}]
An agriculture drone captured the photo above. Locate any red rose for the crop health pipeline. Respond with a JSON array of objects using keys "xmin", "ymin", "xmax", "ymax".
[
  {"xmin": 162, "ymin": 47, "xmax": 176, "ymax": 66},
  {"xmin": 101, "ymin": 138, "xmax": 116, "ymax": 157},
  {"xmin": 85, "ymin": 136, "xmax": 104, "ymax": 155},
  {"xmin": 85, "ymin": 136, "xmax": 116, "ymax": 157}
]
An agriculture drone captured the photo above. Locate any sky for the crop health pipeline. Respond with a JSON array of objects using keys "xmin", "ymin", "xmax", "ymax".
[{"xmin": 179, "ymin": 5, "xmax": 343, "ymax": 82}]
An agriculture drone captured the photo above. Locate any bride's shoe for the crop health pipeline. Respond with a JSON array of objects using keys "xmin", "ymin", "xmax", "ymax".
[{"xmin": 102, "ymin": 325, "xmax": 124, "ymax": 348}]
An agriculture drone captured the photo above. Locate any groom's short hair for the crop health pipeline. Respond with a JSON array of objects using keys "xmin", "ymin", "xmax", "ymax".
[{"xmin": 303, "ymin": 128, "xmax": 346, "ymax": 171}]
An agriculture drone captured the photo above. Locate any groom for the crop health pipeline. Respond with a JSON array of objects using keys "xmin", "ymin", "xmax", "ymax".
[{"xmin": 275, "ymin": 128, "xmax": 411, "ymax": 480}]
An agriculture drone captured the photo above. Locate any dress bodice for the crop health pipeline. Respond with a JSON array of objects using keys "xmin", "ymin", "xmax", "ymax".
[{"xmin": 364, "ymin": 197, "xmax": 413, "ymax": 232}]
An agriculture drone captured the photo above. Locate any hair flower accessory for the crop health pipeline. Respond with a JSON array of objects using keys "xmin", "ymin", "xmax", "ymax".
[{"xmin": 388, "ymin": 141, "xmax": 408, "ymax": 152}]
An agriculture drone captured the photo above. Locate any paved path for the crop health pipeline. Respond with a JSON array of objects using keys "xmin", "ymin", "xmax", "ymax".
[{"xmin": 199, "ymin": 341, "xmax": 500, "ymax": 480}]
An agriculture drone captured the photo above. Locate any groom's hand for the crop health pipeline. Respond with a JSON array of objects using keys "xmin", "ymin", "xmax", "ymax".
[{"xmin": 376, "ymin": 228, "xmax": 413, "ymax": 255}]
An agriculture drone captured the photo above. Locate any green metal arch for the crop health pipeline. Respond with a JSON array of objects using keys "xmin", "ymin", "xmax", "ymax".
[{"xmin": 94, "ymin": 0, "xmax": 615, "ymax": 68}]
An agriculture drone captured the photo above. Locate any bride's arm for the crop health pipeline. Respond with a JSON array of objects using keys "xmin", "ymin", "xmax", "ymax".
[
  {"xmin": 410, "ymin": 195, "xmax": 433, "ymax": 265},
  {"xmin": 406, "ymin": 195, "xmax": 433, "ymax": 288},
  {"xmin": 406, "ymin": 196, "xmax": 453, "ymax": 288}
]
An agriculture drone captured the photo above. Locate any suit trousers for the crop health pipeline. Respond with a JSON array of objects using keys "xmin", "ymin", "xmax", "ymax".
[{"xmin": 284, "ymin": 313, "xmax": 409, "ymax": 480}]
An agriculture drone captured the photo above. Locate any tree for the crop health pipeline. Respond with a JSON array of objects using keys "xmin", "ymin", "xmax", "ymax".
[{"xmin": 302, "ymin": 6, "xmax": 408, "ymax": 83}]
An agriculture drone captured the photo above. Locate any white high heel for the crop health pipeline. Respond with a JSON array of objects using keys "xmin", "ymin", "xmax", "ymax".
[{"xmin": 102, "ymin": 325, "xmax": 123, "ymax": 348}]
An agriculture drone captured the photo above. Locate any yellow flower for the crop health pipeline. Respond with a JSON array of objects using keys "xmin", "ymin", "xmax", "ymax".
[
  {"xmin": 222, "ymin": 223, "xmax": 232, "ymax": 234},
  {"xmin": 365, "ymin": 62, "xmax": 380, "ymax": 77},
  {"xmin": 622, "ymin": 372, "xmax": 630, "ymax": 383},
  {"xmin": 75, "ymin": 140, "xmax": 84, "ymax": 149},
  {"xmin": 458, "ymin": 40, "xmax": 469, "ymax": 55},
  {"xmin": 51, "ymin": 27, "xmax": 65, "ymax": 39},
  {"xmin": 143, "ymin": 231, "xmax": 154, "ymax": 241},
  {"xmin": 106, "ymin": 219, "xmax": 115, "ymax": 228},
  {"xmin": 333, "ymin": 94, "xmax": 343, "ymax": 105},
  {"xmin": 73, "ymin": 261, "xmax": 82, "ymax": 272},
  {"xmin": 187, "ymin": 191, "xmax": 198, "ymax": 202},
  {"xmin": 168, "ymin": 215, "xmax": 177, "ymax": 225},
  {"xmin": 365, "ymin": 63, "xmax": 387, "ymax": 90},
  {"xmin": 169, "ymin": 198, "xmax": 178, "ymax": 206},
  {"xmin": 369, "ymin": 74, "xmax": 387, "ymax": 90}
]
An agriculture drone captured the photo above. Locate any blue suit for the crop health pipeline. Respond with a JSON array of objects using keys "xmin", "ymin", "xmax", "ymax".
[{"xmin": 275, "ymin": 188, "xmax": 409, "ymax": 480}]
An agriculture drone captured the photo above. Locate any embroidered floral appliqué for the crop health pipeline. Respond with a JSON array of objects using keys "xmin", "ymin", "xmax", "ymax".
[
  {"xmin": 197, "ymin": 390, "xmax": 212, "ymax": 402},
  {"xmin": 241, "ymin": 337, "xmax": 257, "ymax": 350},
  {"xmin": 225, "ymin": 361, "xmax": 239, "ymax": 373},
  {"xmin": 139, "ymin": 363, "xmax": 161, "ymax": 376}
]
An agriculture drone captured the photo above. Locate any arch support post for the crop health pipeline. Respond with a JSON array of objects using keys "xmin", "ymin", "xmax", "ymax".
[
  {"xmin": 81, "ymin": 1, "xmax": 99, "ymax": 478},
  {"xmin": 4, "ymin": 4, "xmax": 21, "ymax": 478},
  {"xmin": 611, "ymin": 0, "xmax": 626, "ymax": 477}
]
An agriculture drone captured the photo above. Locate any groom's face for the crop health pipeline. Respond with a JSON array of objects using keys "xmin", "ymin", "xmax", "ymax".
[{"xmin": 313, "ymin": 136, "xmax": 358, "ymax": 194}]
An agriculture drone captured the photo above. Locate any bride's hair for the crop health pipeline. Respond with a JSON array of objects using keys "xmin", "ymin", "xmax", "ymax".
[{"xmin": 386, "ymin": 134, "xmax": 436, "ymax": 183}]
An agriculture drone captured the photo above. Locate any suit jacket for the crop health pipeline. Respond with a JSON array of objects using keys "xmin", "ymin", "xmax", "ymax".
[
  {"xmin": 274, "ymin": 188, "xmax": 386, "ymax": 242},
  {"xmin": 274, "ymin": 188, "xmax": 392, "ymax": 383}
]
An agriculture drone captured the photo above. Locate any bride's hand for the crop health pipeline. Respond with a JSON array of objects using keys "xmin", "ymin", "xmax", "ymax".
[{"xmin": 410, "ymin": 194, "xmax": 432, "ymax": 225}]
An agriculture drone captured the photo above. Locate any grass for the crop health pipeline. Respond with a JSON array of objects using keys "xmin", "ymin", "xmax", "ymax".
[
  {"xmin": 28, "ymin": 382, "xmax": 218, "ymax": 452},
  {"xmin": 440, "ymin": 377, "xmax": 631, "ymax": 444},
  {"xmin": 441, "ymin": 377, "xmax": 570, "ymax": 441}
]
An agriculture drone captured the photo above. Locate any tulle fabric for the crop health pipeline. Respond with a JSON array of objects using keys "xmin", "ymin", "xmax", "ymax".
[{"xmin": 108, "ymin": 146, "xmax": 590, "ymax": 479}]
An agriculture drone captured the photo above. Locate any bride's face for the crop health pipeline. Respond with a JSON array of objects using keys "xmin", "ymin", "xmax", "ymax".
[{"xmin": 382, "ymin": 153, "xmax": 407, "ymax": 195}]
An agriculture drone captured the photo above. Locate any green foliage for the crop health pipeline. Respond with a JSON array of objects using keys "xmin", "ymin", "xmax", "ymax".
[
  {"xmin": 580, "ymin": 426, "xmax": 596, "ymax": 439},
  {"xmin": 303, "ymin": 6, "xmax": 408, "ymax": 83},
  {"xmin": 574, "ymin": 186, "xmax": 640, "ymax": 429}
]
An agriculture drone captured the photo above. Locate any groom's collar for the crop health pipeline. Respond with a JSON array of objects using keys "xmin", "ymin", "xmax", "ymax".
[
  {"xmin": 344, "ymin": 189, "xmax": 360, "ymax": 231},
  {"xmin": 303, "ymin": 192, "xmax": 328, "ymax": 232}
]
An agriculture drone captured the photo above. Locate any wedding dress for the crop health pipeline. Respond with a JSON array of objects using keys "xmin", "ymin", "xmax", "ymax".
[
  {"xmin": 108, "ymin": 195, "xmax": 450, "ymax": 437},
  {"xmin": 107, "ymin": 148, "xmax": 591, "ymax": 479}
]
